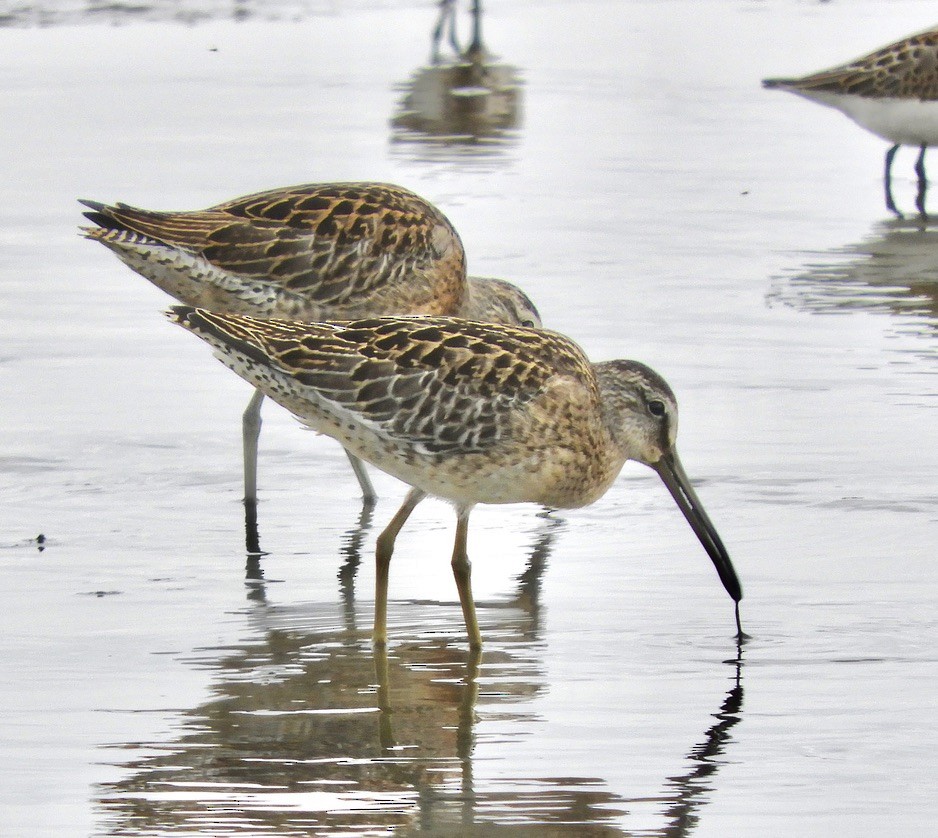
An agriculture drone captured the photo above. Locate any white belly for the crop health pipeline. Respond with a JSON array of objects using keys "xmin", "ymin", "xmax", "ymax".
[{"xmin": 799, "ymin": 92, "xmax": 938, "ymax": 146}]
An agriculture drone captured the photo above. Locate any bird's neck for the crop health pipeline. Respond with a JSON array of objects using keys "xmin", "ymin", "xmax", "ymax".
[{"xmin": 592, "ymin": 361, "xmax": 644, "ymax": 463}]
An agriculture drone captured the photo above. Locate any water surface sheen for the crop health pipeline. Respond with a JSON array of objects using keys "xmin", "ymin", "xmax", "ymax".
[{"xmin": 1, "ymin": 1, "xmax": 936, "ymax": 836}]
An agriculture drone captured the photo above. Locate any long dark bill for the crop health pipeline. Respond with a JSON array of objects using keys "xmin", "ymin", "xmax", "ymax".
[{"xmin": 654, "ymin": 451, "xmax": 743, "ymax": 607}]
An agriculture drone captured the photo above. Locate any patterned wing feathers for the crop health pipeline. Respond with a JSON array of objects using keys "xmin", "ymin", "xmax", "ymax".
[
  {"xmin": 765, "ymin": 28, "xmax": 938, "ymax": 99},
  {"xmin": 83, "ymin": 183, "xmax": 464, "ymax": 308},
  {"xmin": 169, "ymin": 308, "xmax": 593, "ymax": 456},
  {"xmin": 80, "ymin": 201, "xmax": 225, "ymax": 249}
]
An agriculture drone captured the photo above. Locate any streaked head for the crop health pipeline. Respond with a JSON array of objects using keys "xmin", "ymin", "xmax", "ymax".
[
  {"xmin": 594, "ymin": 360, "xmax": 679, "ymax": 465},
  {"xmin": 461, "ymin": 276, "xmax": 542, "ymax": 328},
  {"xmin": 594, "ymin": 359, "xmax": 743, "ymax": 607}
]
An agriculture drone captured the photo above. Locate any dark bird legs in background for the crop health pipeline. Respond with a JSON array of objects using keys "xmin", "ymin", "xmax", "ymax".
[
  {"xmin": 432, "ymin": 0, "xmax": 460, "ymax": 63},
  {"xmin": 884, "ymin": 142, "xmax": 928, "ymax": 217},
  {"xmin": 432, "ymin": 0, "xmax": 485, "ymax": 64}
]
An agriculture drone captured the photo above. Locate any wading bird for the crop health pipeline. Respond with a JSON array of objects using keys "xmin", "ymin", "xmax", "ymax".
[
  {"xmin": 169, "ymin": 308, "xmax": 744, "ymax": 648},
  {"xmin": 763, "ymin": 26, "xmax": 938, "ymax": 216},
  {"xmin": 81, "ymin": 183, "xmax": 540, "ymax": 507}
]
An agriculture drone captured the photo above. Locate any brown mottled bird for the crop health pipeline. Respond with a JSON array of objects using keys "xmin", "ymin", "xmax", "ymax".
[
  {"xmin": 80, "ymin": 183, "xmax": 541, "ymax": 504},
  {"xmin": 763, "ymin": 26, "xmax": 938, "ymax": 215},
  {"xmin": 168, "ymin": 307, "xmax": 744, "ymax": 648}
]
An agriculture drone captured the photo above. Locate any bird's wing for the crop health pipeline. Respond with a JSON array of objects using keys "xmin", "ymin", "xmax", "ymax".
[
  {"xmin": 765, "ymin": 29, "xmax": 938, "ymax": 99},
  {"xmin": 82, "ymin": 183, "xmax": 465, "ymax": 308},
  {"xmin": 169, "ymin": 308, "xmax": 594, "ymax": 456}
]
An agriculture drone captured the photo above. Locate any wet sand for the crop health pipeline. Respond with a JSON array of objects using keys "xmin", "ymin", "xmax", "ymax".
[{"xmin": 1, "ymin": 1, "xmax": 936, "ymax": 835}]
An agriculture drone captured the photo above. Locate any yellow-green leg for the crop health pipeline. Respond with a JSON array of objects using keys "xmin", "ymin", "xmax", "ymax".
[
  {"xmin": 373, "ymin": 488, "xmax": 426, "ymax": 646},
  {"xmin": 452, "ymin": 510, "xmax": 482, "ymax": 649}
]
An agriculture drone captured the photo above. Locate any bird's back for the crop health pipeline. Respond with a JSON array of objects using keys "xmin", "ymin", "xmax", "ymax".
[
  {"xmin": 763, "ymin": 27, "xmax": 938, "ymax": 100},
  {"xmin": 762, "ymin": 28, "xmax": 938, "ymax": 145},
  {"xmin": 81, "ymin": 182, "xmax": 468, "ymax": 320},
  {"xmin": 169, "ymin": 308, "xmax": 616, "ymax": 507}
]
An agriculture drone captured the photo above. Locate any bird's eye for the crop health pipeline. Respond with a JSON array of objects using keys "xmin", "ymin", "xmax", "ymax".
[
  {"xmin": 521, "ymin": 319, "xmax": 535, "ymax": 328},
  {"xmin": 647, "ymin": 400, "xmax": 666, "ymax": 417}
]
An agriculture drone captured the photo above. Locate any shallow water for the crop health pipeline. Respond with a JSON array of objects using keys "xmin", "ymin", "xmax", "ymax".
[{"xmin": 1, "ymin": 1, "xmax": 936, "ymax": 835}]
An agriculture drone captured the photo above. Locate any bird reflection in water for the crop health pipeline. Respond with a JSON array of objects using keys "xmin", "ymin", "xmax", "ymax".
[
  {"xmin": 391, "ymin": 0, "xmax": 523, "ymax": 159},
  {"xmin": 508, "ymin": 509, "xmax": 560, "ymax": 638},
  {"xmin": 771, "ymin": 217, "xmax": 938, "ymax": 342},
  {"xmin": 241, "ymin": 494, "xmax": 378, "ymax": 610},
  {"xmin": 247, "ymin": 502, "xmax": 559, "ymax": 630},
  {"xmin": 244, "ymin": 498, "xmax": 267, "ymax": 603},
  {"xmin": 244, "ymin": 497, "xmax": 559, "ymax": 640},
  {"xmin": 95, "ymin": 528, "xmax": 552, "ymax": 835},
  {"xmin": 96, "ymin": 520, "xmax": 745, "ymax": 836},
  {"xmin": 337, "ymin": 501, "xmax": 376, "ymax": 629}
]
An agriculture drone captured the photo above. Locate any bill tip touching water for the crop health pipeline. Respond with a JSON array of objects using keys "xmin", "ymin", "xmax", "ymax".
[{"xmin": 167, "ymin": 305, "xmax": 744, "ymax": 647}]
